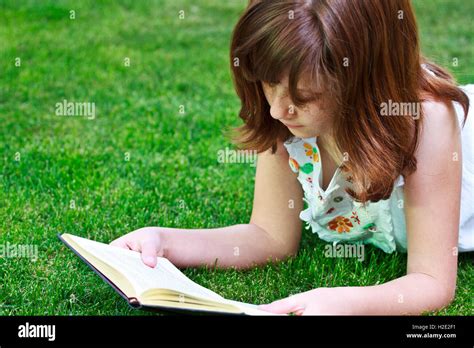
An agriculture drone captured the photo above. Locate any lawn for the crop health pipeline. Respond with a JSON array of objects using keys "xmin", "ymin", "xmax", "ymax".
[{"xmin": 0, "ymin": 0, "xmax": 472, "ymax": 316}]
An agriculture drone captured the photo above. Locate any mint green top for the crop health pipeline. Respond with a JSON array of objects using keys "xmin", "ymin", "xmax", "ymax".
[{"xmin": 283, "ymin": 136, "xmax": 407, "ymax": 253}]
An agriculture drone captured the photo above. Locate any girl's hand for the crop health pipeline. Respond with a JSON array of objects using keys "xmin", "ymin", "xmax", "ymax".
[
  {"xmin": 258, "ymin": 288, "xmax": 352, "ymax": 315},
  {"xmin": 110, "ymin": 227, "xmax": 165, "ymax": 268}
]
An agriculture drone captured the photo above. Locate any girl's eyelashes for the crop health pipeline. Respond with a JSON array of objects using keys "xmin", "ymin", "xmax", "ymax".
[
  {"xmin": 262, "ymin": 80, "xmax": 322, "ymax": 104},
  {"xmin": 299, "ymin": 93, "xmax": 322, "ymax": 103}
]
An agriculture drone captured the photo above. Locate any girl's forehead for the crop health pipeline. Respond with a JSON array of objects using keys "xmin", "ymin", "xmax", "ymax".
[{"xmin": 274, "ymin": 73, "xmax": 325, "ymax": 92}]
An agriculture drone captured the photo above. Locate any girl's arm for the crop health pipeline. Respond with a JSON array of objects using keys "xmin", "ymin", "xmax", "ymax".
[
  {"xmin": 380, "ymin": 100, "xmax": 461, "ymax": 313},
  {"xmin": 260, "ymin": 100, "xmax": 462, "ymax": 315},
  {"xmin": 111, "ymin": 140, "xmax": 304, "ymax": 269},
  {"xmin": 159, "ymin": 223, "xmax": 289, "ymax": 270}
]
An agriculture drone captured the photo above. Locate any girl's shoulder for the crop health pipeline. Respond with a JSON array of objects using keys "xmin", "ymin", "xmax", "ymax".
[
  {"xmin": 406, "ymin": 97, "xmax": 461, "ymax": 184},
  {"xmin": 419, "ymin": 97, "xmax": 460, "ymax": 140}
]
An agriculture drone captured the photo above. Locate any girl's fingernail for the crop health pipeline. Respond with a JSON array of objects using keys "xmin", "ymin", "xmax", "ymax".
[{"xmin": 146, "ymin": 257, "xmax": 155, "ymax": 266}]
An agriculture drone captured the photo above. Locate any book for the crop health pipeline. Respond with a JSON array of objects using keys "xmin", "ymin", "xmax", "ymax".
[{"xmin": 58, "ymin": 233, "xmax": 278, "ymax": 315}]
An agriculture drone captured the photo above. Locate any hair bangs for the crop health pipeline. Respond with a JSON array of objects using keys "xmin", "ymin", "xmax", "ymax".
[{"xmin": 236, "ymin": 1, "xmax": 327, "ymax": 107}]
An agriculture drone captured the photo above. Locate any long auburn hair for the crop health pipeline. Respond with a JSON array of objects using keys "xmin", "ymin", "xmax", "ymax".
[{"xmin": 228, "ymin": 0, "xmax": 469, "ymax": 203}]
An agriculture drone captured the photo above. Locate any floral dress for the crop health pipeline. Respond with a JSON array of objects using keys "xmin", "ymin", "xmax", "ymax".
[
  {"xmin": 283, "ymin": 136, "xmax": 407, "ymax": 253},
  {"xmin": 283, "ymin": 83, "xmax": 474, "ymax": 253}
]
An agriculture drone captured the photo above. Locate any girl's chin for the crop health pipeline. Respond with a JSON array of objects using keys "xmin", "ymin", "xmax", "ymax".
[
  {"xmin": 289, "ymin": 128, "xmax": 319, "ymax": 138},
  {"xmin": 289, "ymin": 127, "xmax": 309, "ymax": 135}
]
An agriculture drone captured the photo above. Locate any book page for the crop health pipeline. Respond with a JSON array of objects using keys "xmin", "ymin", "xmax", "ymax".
[
  {"xmin": 223, "ymin": 299, "xmax": 283, "ymax": 316},
  {"xmin": 66, "ymin": 234, "xmax": 225, "ymax": 301}
]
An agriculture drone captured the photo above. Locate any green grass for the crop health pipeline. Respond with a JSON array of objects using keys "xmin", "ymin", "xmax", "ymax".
[{"xmin": 0, "ymin": 0, "xmax": 472, "ymax": 316}]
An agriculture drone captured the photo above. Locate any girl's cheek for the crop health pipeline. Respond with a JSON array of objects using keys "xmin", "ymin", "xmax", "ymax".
[
  {"xmin": 300, "ymin": 104, "xmax": 311, "ymax": 112},
  {"xmin": 263, "ymin": 89, "xmax": 274, "ymax": 105}
]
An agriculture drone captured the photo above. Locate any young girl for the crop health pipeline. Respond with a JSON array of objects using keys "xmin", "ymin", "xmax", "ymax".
[{"xmin": 110, "ymin": 0, "xmax": 473, "ymax": 315}]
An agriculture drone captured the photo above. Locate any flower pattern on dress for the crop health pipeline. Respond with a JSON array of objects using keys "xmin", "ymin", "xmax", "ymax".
[
  {"xmin": 362, "ymin": 222, "xmax": 377, "ymax": 232},
  {"xmin": 283, "ymin": 136, "xmax": 405, "ymax": 254},
  {"xmin": 325, "ymin": 207, "xmax": 335, "ymax": 214},
  {"xmin": 288, "ymin": 157, "xmax": 300, "ymax": 173},
  {"xmin": 303, "ymin": 142, "xmax": 319, "ymax": 162},
  {"xmin": 300, "ymin": 162, "xmax": 314, "ymax": 174},
  {"xmin": 350, "ymin": 210, "xmax": 360, "ymax": 225},
  {"xmin": 328, "ymin": 215, "xmax": 354, "ymax": 233}
]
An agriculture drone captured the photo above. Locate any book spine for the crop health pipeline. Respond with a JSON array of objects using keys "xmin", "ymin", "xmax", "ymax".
[
  {"xmin": 128, "ymin": 297, "xmax": 141, "ymax": 309},
  {"xmin": 57, "ymin": 233, "xmax": 135, "ymax": 305}
]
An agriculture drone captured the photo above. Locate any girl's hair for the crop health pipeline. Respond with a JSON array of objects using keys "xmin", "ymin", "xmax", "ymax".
[{"xmin": 228, "ymin": 0, "xmax": 470, "ymax": 203}]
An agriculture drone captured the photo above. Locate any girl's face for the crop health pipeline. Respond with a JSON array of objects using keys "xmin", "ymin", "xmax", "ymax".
[{"xmin": 261, "ymin": 74, "xmax": 336, "ymax": 138}]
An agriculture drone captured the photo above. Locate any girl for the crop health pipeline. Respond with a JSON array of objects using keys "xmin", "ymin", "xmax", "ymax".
[{"xmin": 110, "ymin": 0, "xmax": 473, "ymax": 315}]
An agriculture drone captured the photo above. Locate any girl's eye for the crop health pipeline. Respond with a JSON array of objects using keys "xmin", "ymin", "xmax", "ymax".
[
  {"xmin": 268, "ymin": 81, "xmax": 279, "ymax": 87},
  {"xmin": 301, "ymin": 93, "xmax": 321, "ymax": 102}
]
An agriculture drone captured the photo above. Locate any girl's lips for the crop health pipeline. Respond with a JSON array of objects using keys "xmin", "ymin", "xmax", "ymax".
[{"xmin": 284, "ymin": 123, "xmax": 303, "ymax": 128}]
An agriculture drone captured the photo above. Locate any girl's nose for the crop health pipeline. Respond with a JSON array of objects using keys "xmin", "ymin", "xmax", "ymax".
[{"xmin": 269, "ymin": 96, "xmax": 295, "ymax": 120}]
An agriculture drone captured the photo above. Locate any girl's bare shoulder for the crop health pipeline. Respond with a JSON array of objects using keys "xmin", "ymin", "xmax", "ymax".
[
  {"xmin": 419, "ymin": 98, "xmax": 459, "ymax": 144},
  {"xmin": 414, "ymin": 98, "xmax": 460, "ymax": 175}
]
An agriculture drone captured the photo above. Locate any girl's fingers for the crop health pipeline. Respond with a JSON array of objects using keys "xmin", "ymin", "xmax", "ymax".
[
  {"xmin": 109, "ymin": 229, "xmax": 160, "ymax": 267},
  {"xmin": 110, "ymin": 237, "xmax": 129, "ymax": 249},
  {"xmin": 294, "ymin": 307, "xmax": 305, "ymax": 316},
  {"xmin": 258, "ymin": 296, "xmax": 304, "ymax": 314},
  {"xmin": 126, "ymin": 240, "xmax": 140, "ymax": 251},
  {"xmin": 140, "ymin": 240, "xmax": 158, "ymax": 268}
]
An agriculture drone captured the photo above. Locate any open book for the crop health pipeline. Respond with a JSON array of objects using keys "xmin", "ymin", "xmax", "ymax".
[{"xmin": 59, "ymin": 233, "xmax": 278, "ymax": 315}]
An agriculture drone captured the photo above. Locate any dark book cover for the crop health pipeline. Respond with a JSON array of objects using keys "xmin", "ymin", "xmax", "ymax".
[{"xmin": 57, "ymin": 234, "xmax": 245, "ymax": 316}]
